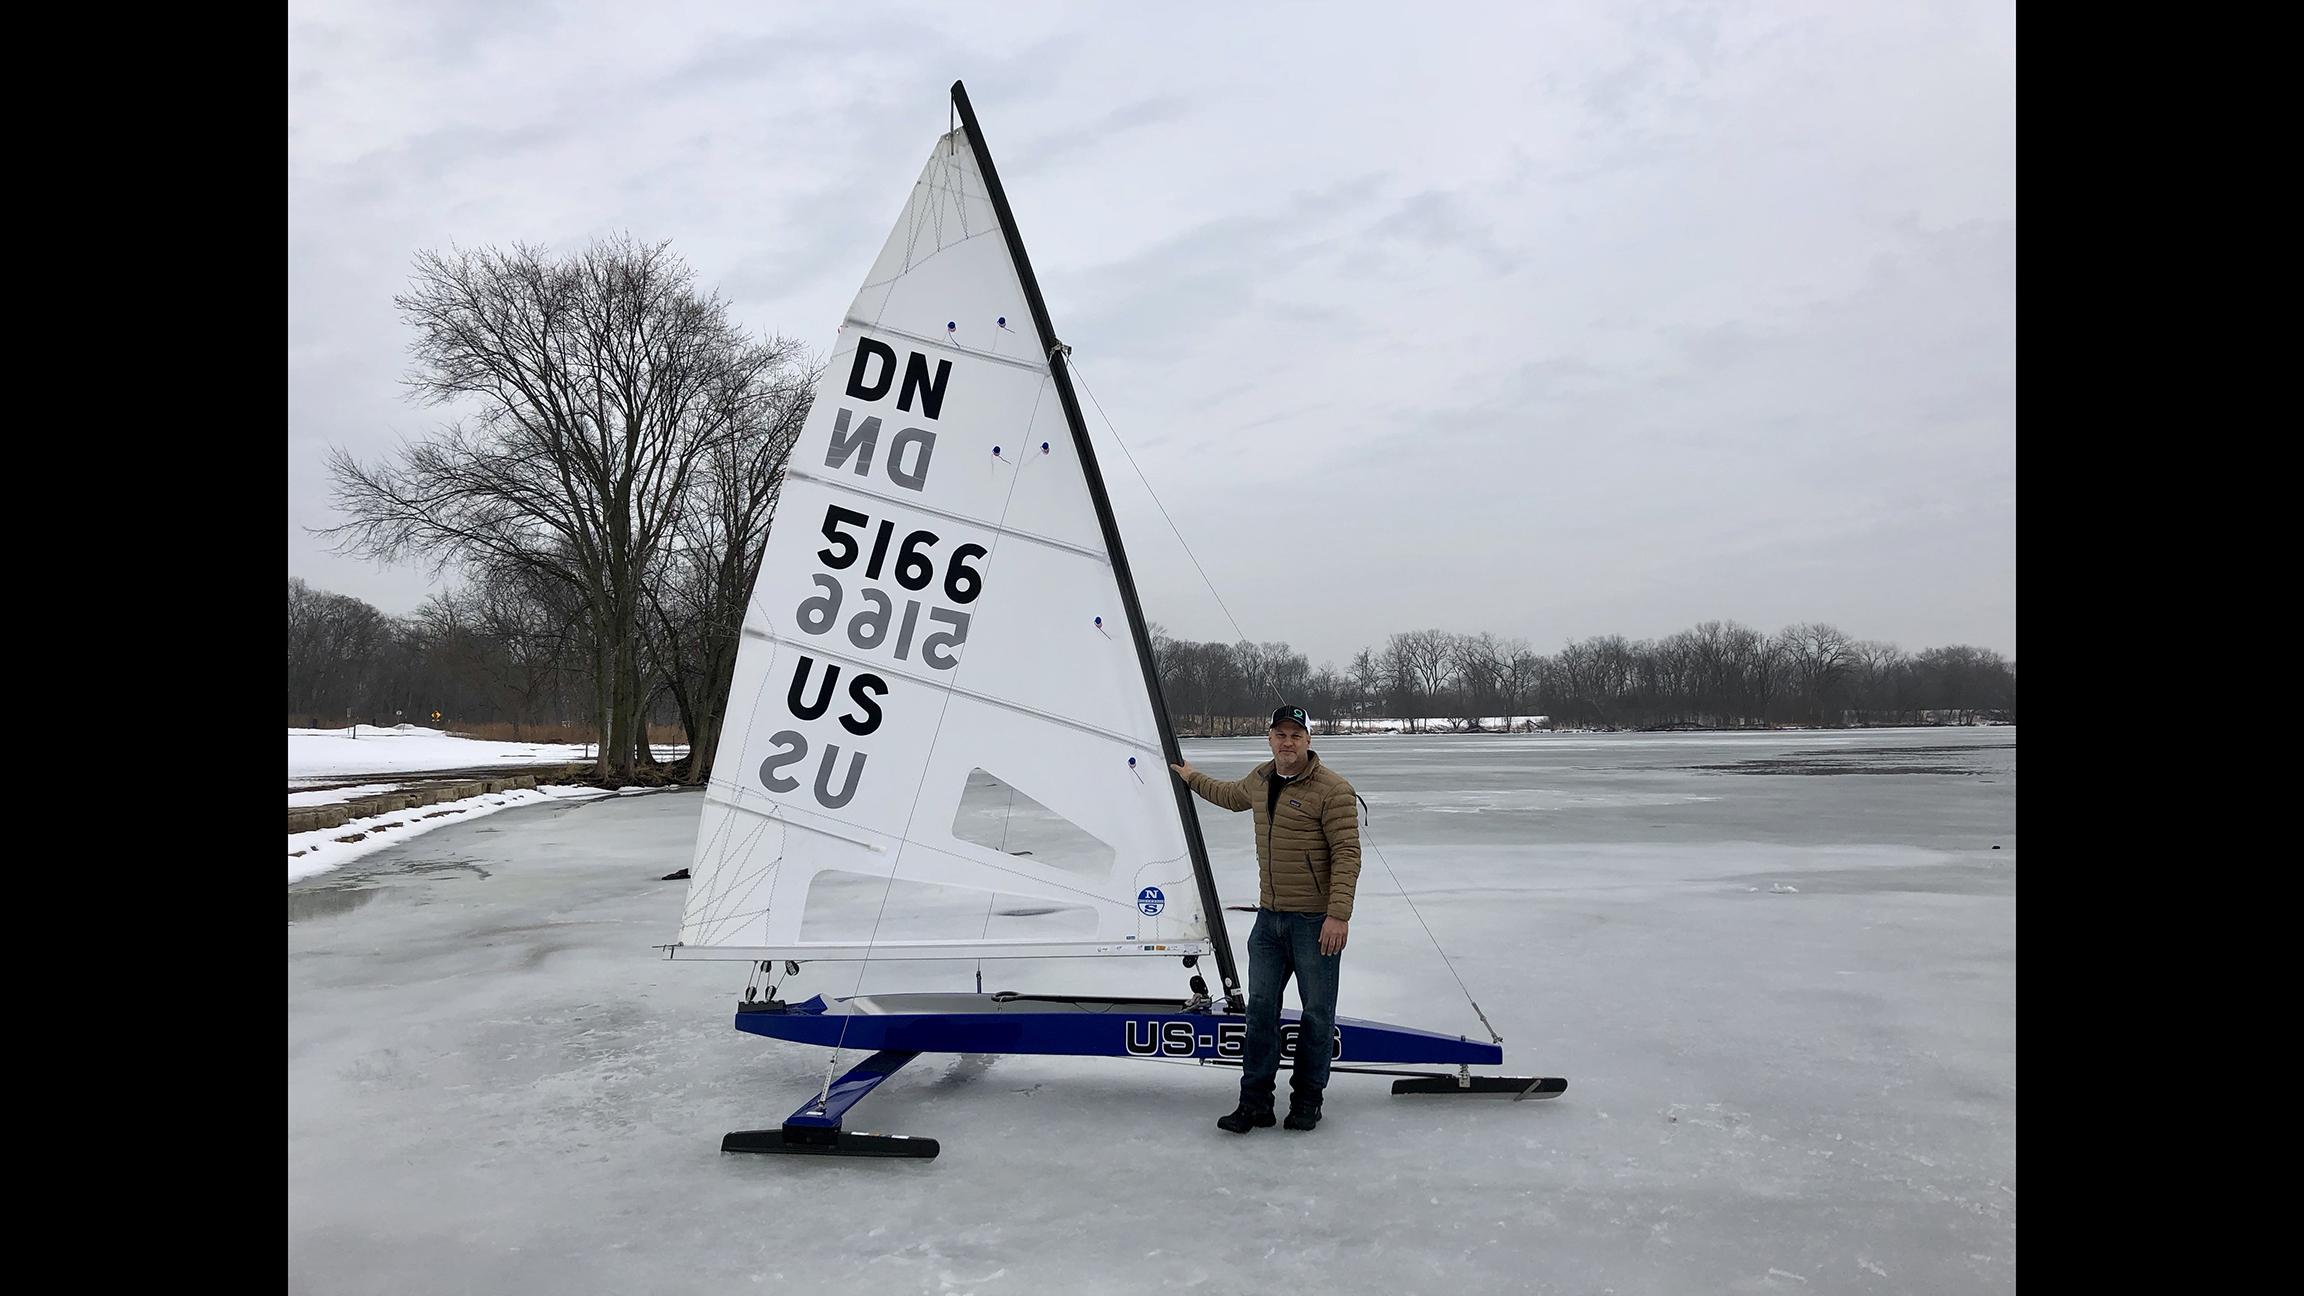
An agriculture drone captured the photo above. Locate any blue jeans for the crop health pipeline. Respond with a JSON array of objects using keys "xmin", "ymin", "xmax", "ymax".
[{"xmin": 1240, "ymin": 909, "xmax": 1341, "ymax": 1109}]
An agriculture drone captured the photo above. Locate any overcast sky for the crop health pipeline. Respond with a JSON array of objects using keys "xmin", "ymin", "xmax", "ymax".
[{"xmin": 289, "ymin": 0, "xmax": 2014, "ymax": 669}]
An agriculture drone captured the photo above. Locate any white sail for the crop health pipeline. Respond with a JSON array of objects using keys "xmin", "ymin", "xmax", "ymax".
[{"xmin": 673, "ymin": 127, "xmax": 1208, "ymax": 961}]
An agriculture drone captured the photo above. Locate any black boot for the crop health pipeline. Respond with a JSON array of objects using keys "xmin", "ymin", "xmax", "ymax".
[
  {"xmin": 1217, "ymin": 1101, "xmax": 1275, "ymax": 1134},
  {"xmin": 1283, "ymin": 1099, "xmax": 1323, "ymax": 1131}
]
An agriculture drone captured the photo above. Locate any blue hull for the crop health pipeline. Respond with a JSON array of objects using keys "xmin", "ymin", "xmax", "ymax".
[{"xmin": 734, "ymin": 992, "xmax": 1503, "ymax": 1067}]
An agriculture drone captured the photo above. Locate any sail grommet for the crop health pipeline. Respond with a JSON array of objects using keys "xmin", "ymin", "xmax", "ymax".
[
  {"xmin": 1041, "ymin": 441, "xmax": 1050, "ymax": 454},
  {"xmin": 992, "ymin": 445, "xmax": 1003, "ymax": 458}
]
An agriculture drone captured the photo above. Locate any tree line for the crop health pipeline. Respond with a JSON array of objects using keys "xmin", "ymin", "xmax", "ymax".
[
  {"xmin": 1151, "ymin": 623, "xmax": 2013, "ymax": 735},
  {"xmin": 291, "ymin": 571, "xmax": 2013, "ymax": 759},
  {"xmin": 303, "ymin": 237, "xmax": 2012, "ymax": 787}
]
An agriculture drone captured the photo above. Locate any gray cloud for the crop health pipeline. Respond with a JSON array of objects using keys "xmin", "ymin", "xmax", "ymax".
[
  {"xmin": 1366, "ymin": 190, "xmax": 1516, "ymax": 276},
  {"xmin": 289, "ymin": 0, "xmax": 2016, "ymax": 665},
  {"xmin": 1006, "ymin": 94, "xmax": 1195, "ymax": 176}
]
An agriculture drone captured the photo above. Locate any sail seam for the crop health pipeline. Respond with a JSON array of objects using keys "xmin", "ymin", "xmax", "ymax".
[
  {"xmin": 785, "ymin": 468, "xmax": 1109, "ymax": 561},
  {"xmin": 735, "ymin": 625, "xmax": 1157, "ymax": 748},
  {"xmin": 856, "ymin": 226, "xmax": 1000, "ymax": 294},
  {"xmin": 688, "ymin": 843, "xmax": 1153, "ymax": 931},
  {"xmin": 841, "ymin": 318, "xmax": 1049, "ymax": 374},
  {"xmin": 696, "ymin": 788, "xmax": 889, "ymax": 850}
]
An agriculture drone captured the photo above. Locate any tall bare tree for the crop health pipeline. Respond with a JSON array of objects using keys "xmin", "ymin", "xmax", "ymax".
[
  {"xmin": 1911, "ymin": 644, "xmax": 2011, "ymax": 721},
  {"xmin": 420, "ymin": 562, "xmax": 588, "ymax": 738},
  {"xmin": 1382, "ymin": 629, "xmax": 1454, "ymax": 730},
  {"xmin": 325, "ymin": 236, "xmax": 794, "ymax": 783},
  {"xmin": 1349, "ymin": 647, "xmax": 1384, "ymax": 724},
  {"xmin": 1847, "ymin": 639, "xmax": 1908, "ymax": 724},
  {"xmin": 287, "ymin": 577, "xmax": 395, "ymax": 726},
  {"xmin": 1782, "ymin": 622, "xmax": 1856, "ymax": 725},
  {"xmin": 640, "ymin": 357, "xmax": 813, "ymax": 782}
]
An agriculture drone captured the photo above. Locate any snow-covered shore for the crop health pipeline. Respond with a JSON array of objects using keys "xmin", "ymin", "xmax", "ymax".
[{"xmin": 287, "ymin": 727, "xmax": 682, "ymax": 883}]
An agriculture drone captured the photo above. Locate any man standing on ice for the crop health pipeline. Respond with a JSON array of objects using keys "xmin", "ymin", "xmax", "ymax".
[{"xmin": 1171, "ymin": 704, "xmax": 1361, "ymax": 1134}]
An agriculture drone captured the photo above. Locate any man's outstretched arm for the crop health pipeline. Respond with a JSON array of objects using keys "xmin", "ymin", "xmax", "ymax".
[{"xmin": 1170, "ymin": 761, "xmax": 1253, "ymax": 812}]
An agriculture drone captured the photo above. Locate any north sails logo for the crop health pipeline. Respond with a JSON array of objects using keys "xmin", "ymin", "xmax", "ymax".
[{"xmin": 1137, "ymin": 886, "xmax": 1165, "ymax": 916}]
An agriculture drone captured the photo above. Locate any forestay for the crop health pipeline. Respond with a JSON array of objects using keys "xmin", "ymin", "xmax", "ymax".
[{"xmin": 673, "ymin": 127, "xmax": 1208, "ymax": 962}]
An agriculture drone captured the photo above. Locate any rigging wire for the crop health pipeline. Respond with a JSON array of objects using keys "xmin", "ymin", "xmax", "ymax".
[
  {"xmin": 1068, "ymin": 359, "xmax": 1265, "ymax": 682},
  {"xmin": 1355, "ymin": 819, "xmax": 1503, "ymax": 1045},
  {"xmin": 1067, "ymin": 355, "xmax": 1501, "ymax": 1044}
]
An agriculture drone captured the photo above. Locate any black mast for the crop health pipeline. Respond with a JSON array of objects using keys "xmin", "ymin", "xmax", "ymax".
[{"xmin": 949, "ymin": 80, "xmax": 1243, "ymax": 1010}]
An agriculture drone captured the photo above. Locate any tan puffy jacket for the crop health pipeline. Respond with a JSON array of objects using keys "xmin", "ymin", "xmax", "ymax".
[{"xmin": 1185, "ymin": 750, "xmax": 1363, "ymax": 921}]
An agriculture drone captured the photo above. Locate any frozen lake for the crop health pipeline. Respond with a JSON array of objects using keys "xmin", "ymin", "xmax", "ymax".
[{"xmin": 289, "ymin": 727, "xmax": 2015, "ymax": 1294}]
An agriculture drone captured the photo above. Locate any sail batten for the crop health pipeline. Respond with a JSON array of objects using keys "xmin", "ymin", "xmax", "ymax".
[
  {"xmin": 838, "ymin": 318, "xmax": 1053, "ymax": 372},
  {"xmin": 702, "ymin": 797, "xmax": 886, "ymax": 849},
  {"xmin": 725, "ymin": 629, "xmax": 1157, "ymax": 748},
  {"xmin": 780, "ymin": 469, "xmax": 1111, "ymax": 561}
]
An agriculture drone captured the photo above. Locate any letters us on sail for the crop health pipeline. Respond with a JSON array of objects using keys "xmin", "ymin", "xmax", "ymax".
[{"xmin": 754, "ymin": 337, "xmax": 983, "ymax": 811}]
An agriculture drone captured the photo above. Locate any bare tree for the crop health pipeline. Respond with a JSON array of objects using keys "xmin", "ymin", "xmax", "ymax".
[
  {"xmin": 1678, "ymin": 620, "xmax": 1737, "ymax": 726},
  {"xmin": 640, "ymin": 357, "xmax": 813, "ymax": 781},
  {"xmin": 1265, "ymin": 642, "xmax": 1311, "ymax": 708},
  {"xmin": 439, "ymin": 561, "xmax": 590, "ymax": 737},
  {"xmin": 1555, "ymin": 635, "xmax": 1637, "ymax": 728},
  {"xmin": 1148, "ymin": 623, "xmax": 1186, "ymax": 727},
  {"xmin": 1349, "ymin": 647, "xmax": 1384, "ymax": 725},
  {"xmin": 1450, "ymin": 632, "xmax": 1507, "ymax": 727},
  {"xmin": 1381, "ymin": 630, "xmax": 1453, "ymax": 730},
  {"xmin": 1911, "ymin": 644, "xmax": 2012, "ymax": 722},
  {"xmin": 1230, "ymin": 641, "xmax": 1277, "ymax": 715},
  {"xmin": 1848, "ymin": 640, "xmax": 1908, "ymax": 724},
  {"xmin": 1649, "ymin": 629, "xmax": 1701, "ymax": 726},
  {"xmin": 324, "ymin": 236, "xmax": 792, "ymax": 783},
  {"xmin": 287, "ymin": 577, "xmax": 395, "ymax": 725},
  {"xmin": 1162, "ymin": 640, "xmax": 1243, "ymax": 734},
  {"xmin": 1304, "ymin": 663, "xmax": 1349, "ymax": 730},
  {"xmin": 476, "ymin": 563, "xmax": 588, "ymax": 737},
  {"xmin": 1781, "ymin": 622, "xmax": 1856, "ymax": 726}
]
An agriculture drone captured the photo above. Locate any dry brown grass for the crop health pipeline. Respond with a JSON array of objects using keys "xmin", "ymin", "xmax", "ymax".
[
  {"xmin": 289, "ymin": 719, "xmax": 691, "ymax": 745},
  {"xmin": 443, "ymin": 720, "xmax": 691, "ymax": 745}
]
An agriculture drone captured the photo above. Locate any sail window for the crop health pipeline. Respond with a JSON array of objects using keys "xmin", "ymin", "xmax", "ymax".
[{"xmin": 951, "ymin": 768, "xmax": 1115, "ymax": 883}]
